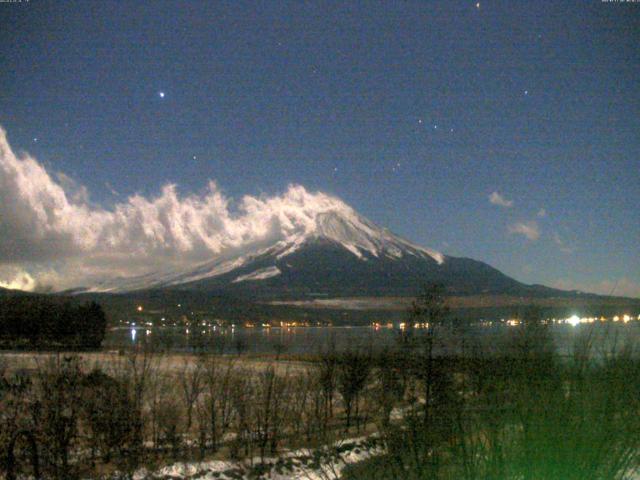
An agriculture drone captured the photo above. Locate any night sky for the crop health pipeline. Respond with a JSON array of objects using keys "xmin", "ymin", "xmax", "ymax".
[{"xmin": 0, "ymin": 1, "xmax": 638, "ymax": 296}]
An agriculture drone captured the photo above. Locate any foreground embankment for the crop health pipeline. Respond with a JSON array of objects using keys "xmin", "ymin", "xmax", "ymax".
[{"xmin": 3, "ymin": 317, "xmax": 640, "ymax": 479}]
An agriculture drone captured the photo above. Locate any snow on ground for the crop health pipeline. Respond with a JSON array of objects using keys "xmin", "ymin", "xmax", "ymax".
[{"xmin": 123, "ymin": 436, "xmax": 383, "ymax": 480}]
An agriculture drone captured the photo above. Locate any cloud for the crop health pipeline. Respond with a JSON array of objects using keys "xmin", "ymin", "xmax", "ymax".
[
  {"xmin": 105, "ymin": 181, "xmax": 120, "ymax": 197},
  {"xmin": 537, "ymin": 208, "xmax": 546, "ymax": 218},
  {"xmin": 56, "ymin": 172, "xmax": 90, "ymax": 204},
  {"xmin": 489, "ymin": 191, "xmax": 513, "ymax": 208},
  {"xmin": 552, "ymin": 232, "xmax": 573, "ymax": 254},
  {"xmin": 0, "ymin": 127, "xmax": 364, "ymax": 291},
  {"xmin": 0, "ymin": 266, "xmax": 37, "ymax": 291},
  {"xmin": 508, "ymin": 221, "xmax": 540, "ymax": 241},
  {"xmin": 551, "ymin": 277, "xmax": 640, "ymax": 299}
]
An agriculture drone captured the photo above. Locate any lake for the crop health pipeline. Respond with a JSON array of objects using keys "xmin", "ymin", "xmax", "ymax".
[{"xmin": 104, "ymin": 320, "xmax": 640, "ymax": 356}]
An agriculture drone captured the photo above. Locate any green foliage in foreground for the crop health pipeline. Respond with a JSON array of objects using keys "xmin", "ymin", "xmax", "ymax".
[
  {"xmin": 344, "ymin": 288, "xmax": 640, "ymax": 480},
  {"xmin": 1, "ymin": 284, "xmax": 638, "ymax": 479}
]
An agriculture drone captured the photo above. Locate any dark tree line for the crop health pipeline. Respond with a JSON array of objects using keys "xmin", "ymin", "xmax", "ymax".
[{"xmin": 0, "ymin": 297, "xmax": 106, "ymax": 349}]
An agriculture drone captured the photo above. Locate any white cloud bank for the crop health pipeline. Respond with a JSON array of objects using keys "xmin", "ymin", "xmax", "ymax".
[
  {"xmin": 2, "ymin": 127, "xmax": 634, "ymax": 300},
  {"xmin": 489, "ymin": 191, "xmax": 513, "ymax": 208},
  {"xmin": 508, "ymin": 220, "xmax": 541, "ymax": 241},
  {"xmin": 0, "ymin": 127, "xmax": 359, "ymax": 291}
]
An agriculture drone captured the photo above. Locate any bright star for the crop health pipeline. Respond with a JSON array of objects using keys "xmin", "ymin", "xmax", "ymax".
[
  {"xmin": 476, "ymin": 2, "xmax": 480, "ymax": 8},
  {"xmin": 159, "ymin": 91, "xmax": 165, "ymax": 98}
]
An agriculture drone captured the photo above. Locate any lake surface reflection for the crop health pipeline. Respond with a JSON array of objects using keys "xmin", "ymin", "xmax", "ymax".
[{"xmin": 104, "ymin": 321, "xmax": 640, "ymax": 356}]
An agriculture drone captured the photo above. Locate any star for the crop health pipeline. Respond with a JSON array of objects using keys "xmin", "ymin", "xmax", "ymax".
[
  {"xmin": 476, "ymin": 2, "xmax": 480, "ymax": 8},
  {"xmin": 33, "ymin": 137, "xmax": 38, "ymax": 143},
  {"xmin": 524, "ymin": 90, "xmax": 529, "ymax": 96},
  {"xmin": 433, "ymin": 124, "xmax": 438, "ymax": 129},
  {"xmin": 159, "ymin": 91, "xmax": 165, "ymax": 98},
  {"xmin": 193, "ymin": 155, "xmax": 197, "ymax": 160},
  {"xmin": 418, "ymin": 119, "xmax": 423, "ymax": 124}
]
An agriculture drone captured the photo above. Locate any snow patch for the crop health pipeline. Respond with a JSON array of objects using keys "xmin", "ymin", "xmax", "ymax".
[
  {"xmin": 123, "ymin": 436, "xmax": 383, "ymax": 480},
  {"xmin": 233, "ymin": 266, "xmax": 281, "ymax": 283}
]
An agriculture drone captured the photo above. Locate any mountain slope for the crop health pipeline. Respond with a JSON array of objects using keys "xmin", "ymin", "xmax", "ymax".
[
  {"xmin": 81, "ymin": 198, "xmax": 555, "ymax": 299},
  {"xmin": 179, "ymin": 237, "xmax": 529, "ymax": 298}
]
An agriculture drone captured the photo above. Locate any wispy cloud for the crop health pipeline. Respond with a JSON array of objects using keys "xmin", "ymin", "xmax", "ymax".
[
  {"xmin": 508, "ymin": 220, "xmax": 540, "ymax": 241},
  {"xmin": 489, "ymin": 191, "xmax": 513, "ymax": 208},
  {"xmin": 552, "ymin": 232, "xmax": 573, "ymax": 254},
  {"xmin": 105, "ymin": 181, "xmax": 120, "ymax": 197}
]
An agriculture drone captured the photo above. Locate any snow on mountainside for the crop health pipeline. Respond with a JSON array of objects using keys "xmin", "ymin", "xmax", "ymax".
[
  {"xmin": 76, "ymin": 189, "xmax": 552, "ymax": 298},
  {"xmin": 84, "ymin": 195, "xmax": 445, "ymax": 294},
  {"xmin": 311, "ymin": 211, "xmax": 443, "ymax": 263},
  {"xmin": 233, "ymin": 266, "xmax": 281, "ymax": 283}
]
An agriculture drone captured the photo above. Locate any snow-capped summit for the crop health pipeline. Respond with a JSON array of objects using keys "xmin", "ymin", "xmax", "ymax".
[
  {"xmin": 85, "ymin": 197, "xmax": 444, "ymax": 294},
  {"xmin": 82, "ymin": 192, "xmax": 536, "ymax": 299},
  {"xmin": 309, "ymin": 210, "xmax": 443, "ymax": 263}
]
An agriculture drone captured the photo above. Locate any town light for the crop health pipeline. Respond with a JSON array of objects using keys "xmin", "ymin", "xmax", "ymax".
[{"xmin": 567, "ymin": 315, "xmax": 580, "ymax": 327}]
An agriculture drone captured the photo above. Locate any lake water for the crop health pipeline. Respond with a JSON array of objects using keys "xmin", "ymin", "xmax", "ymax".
[{"xmin": 104, "ymin": 321, "xmax": 640, "ymax": 357}]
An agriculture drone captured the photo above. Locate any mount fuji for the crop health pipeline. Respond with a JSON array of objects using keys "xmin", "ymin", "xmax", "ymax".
[{"xmin": 81, "ymin": 194, "xmax": 554, "ymax": 299}]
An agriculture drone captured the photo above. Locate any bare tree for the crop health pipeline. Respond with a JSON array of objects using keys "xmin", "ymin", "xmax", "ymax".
[
  {"xmin": 34, "ymin": 355, "xmax": 83, "ymax": 480},
  {"xmin": 109, "ymin": 346, "xmax": 158, "ymax": 476},
  {"xmin": 373, "ymin": 348, "xmax": 404, "ymax": 429},
  {"xmin": 228, "ymin": 368, "xmax": 254, "ymax": 460},
  {"xmin": 202, "ymin": 355, "xmax": 236, "ymax": 451},
  {"xmin": 179, "ymin": 356, "xmax": 204, "ymax": 431},
  {"xmin": 404, "ymin": 283, "xmax": 450, "ymax": 426},
  {"xmin": 337, "ymin": 350, "xmax": 371, "ymax": 432},
  {"xmin": 80, "ymin": 368, "xmax": 136, "ymax": 466},
  {"xmin": 287, "ymin": 369, "xmax": 315, "ymax": 443},
  {"xmin": 318, "ymin": 344, "xmax": 338, "ymax": 425}
]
